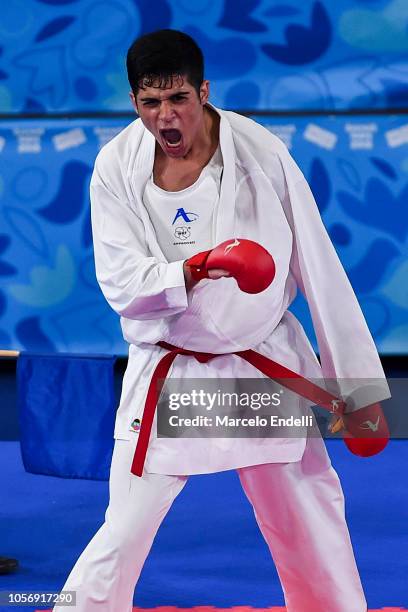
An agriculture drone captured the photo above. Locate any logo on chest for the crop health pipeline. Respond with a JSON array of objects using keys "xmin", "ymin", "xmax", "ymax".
[
  {"xmin": 174, "ymin": 226, "xmax": 191, "ymax": 240},
  {"xmin": 172, "ymin": 208, "xmax": 199, "ymax": 224}
]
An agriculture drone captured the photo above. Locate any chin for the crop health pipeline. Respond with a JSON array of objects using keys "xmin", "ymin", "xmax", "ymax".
[{"xmin": 160, "ymin": 141, "xmax": 190, "ymax": 159}]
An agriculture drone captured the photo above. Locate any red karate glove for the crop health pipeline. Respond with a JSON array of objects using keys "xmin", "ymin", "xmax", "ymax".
[
  {"xmin": 185, "ymin": 238, "xmax": 276, "ymax": 294},
  {"xmin": 332, "ymin": 402, "xmax": 389, "ymax": 457}
]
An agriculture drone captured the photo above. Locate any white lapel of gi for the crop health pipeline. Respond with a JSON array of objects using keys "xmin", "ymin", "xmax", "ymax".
[
  {"xmin": 130, "ymin": 106, "xmax": 237, "ymax": 259},
  {"xmin": 209, "ymin": 105, "xmax": 237, "ymax": 244},
  {"xmin": 130, "ymin": 127, "xmax": 169, "ymax": 262}
]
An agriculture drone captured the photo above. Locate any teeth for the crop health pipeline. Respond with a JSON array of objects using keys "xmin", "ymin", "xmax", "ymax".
[{"xmin": 165, "ymin": 138, "xmax": 182, "ymax": 147}]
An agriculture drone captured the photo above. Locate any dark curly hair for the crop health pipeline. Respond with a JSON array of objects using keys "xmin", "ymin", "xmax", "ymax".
[{"xmin": 126, "ymin": 29, "xmax": 204, "ymax": 97}]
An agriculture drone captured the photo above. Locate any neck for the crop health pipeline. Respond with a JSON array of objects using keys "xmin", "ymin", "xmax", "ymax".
[
  {"xmin": 156, "ymin": 105, "xmax": 220, "ymax": 166},
  {"xmin": 190, "ymin": 105, "xmax": 219, "ymax": 161}
]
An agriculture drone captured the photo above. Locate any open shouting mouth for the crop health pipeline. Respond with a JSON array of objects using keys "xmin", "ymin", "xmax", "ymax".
[{"xmin": 160, "ymin": 128, "xmax": 183, "ymax": 149}]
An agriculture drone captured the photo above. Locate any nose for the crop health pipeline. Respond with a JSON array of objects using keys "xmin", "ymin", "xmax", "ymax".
[{"xmin": 158, "ymin": 100, "xmax": 175, "ymax": 123}]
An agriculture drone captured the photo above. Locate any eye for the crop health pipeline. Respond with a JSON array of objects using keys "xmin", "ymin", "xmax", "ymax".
[
  {"xmin": 172, "ymin": 95, "xmax": 187, "ymax": 102},
  {"xmin": 143, "ymin": 99, "xmax": 159, "ymax": 106}
]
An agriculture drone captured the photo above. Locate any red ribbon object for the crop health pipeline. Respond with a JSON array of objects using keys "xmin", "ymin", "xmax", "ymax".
[{"xmin": 131, "ymin": 342, "xmax": 346, "ymax": 477}]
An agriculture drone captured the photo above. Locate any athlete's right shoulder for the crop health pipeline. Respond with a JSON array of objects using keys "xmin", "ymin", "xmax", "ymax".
[{"xmin": 94, "ymin": 117, "xmax": 144, "ymax": 173}]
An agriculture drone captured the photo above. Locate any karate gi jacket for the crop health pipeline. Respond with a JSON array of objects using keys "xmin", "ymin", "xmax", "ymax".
[{"xmin": 90, "ymin": 104, "xmax": 391, "ymax": 475}]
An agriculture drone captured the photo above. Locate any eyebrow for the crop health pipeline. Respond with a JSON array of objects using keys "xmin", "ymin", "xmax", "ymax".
[{"xmin": 139, "ymin": 91, "xmax": 191, "ymax": 102}]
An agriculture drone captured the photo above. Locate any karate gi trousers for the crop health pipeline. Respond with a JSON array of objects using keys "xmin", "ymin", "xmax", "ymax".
[{"xmin": 54, "ymin": 435, "xmax": 367, "ymax": 612}]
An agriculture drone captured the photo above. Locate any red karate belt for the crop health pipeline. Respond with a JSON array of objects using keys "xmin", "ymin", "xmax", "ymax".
[{"xmin": 131, "ymin": 341, "xmax": 347, "ymax": 477}]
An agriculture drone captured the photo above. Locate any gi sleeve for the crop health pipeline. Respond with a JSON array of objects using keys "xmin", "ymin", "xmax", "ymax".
[
  {"xmin": 277, "ymin": 147, "xmax": 390, "ymax": 410},
  {"xmin": 90, "ymin": 155, "xmax": 188, "ymax": 321}
]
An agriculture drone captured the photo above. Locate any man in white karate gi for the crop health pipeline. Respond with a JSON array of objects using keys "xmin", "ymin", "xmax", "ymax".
[{"xmin": 54, "ymin": 29, "xmax": 390, "ymax": 612}]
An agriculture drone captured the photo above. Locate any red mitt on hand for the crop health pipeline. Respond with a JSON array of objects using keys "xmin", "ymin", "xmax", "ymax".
[
  {"xmin": 185, "ymin": 238, "xmax": 275, "ymax": 294},
  {"xmin": 342, "ymin": 402, "xmax": 389, "ymax": 457}
]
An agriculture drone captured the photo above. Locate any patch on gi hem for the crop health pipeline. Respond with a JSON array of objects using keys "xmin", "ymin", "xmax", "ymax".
[{"xmin": 130, "ymin": 418, "xmax": 141, "ymax": 433}]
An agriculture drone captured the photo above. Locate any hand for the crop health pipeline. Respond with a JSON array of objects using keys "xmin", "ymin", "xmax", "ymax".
[
  {"xmin": 207, "ymin": 268, "xmax": 231, "ymax": 280},
  {"xmin": 334, "ymin": 402, "xmax": 390, "ymax": 457},
  {"xmin": 183, "ymin": 262, "xmax": 230, "ymax": 291},
  {"xmin": 328, "ymin": 415, "xmax": 345, "ymax": 434},
  {"xmin": 185, "ymin": 238, "xmax": 275, "ymax": 294}
]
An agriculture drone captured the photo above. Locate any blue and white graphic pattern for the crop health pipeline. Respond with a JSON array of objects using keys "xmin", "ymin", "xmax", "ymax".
[
  {"xmin": 0, "ymin": 115, "xmax": 407, "ymax": 354},
  {"xmin": 0, "ymin": 0, "xmax": 407, "ymax": 112}
]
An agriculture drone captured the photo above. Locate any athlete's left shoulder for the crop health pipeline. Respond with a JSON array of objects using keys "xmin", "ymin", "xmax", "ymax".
[
  {"xmin": 218, "ymin": 106, "xmax": 287, "ymax": 155},
  {"xmin": 215, "ymin": 105, "xmax": 307, "ymax": 193},
  {"xmin": 215, "ymin": 105, "xmax": 304, "ymax": 185}
]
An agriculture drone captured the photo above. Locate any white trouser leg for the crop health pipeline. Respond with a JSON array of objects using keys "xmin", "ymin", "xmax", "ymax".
[
  {"xmin": 54, "ymin": 439, "xmax": 188, "ymax": 612},
  {"xmin": 237, "ymin": 437, "xmax": 367, "ymax": 612}
]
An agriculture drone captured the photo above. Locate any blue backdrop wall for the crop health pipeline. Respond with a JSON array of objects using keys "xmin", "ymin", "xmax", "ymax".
[
  {"xmin": 0, "ymin": 0, "xmax": 407, "ymax": 355},
  {"xmin": 1, "ymin": 0, "xmax": 407, "ymax": 112}
]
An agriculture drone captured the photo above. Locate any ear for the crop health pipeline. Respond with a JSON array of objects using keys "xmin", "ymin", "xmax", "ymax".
[
  {"xmin": 129, "ymin": 91, "xmax": 138, "ymax": 114},
  {"xmin": 199, "ymin": 80, "xmax": 210, "ymax": 105}
]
